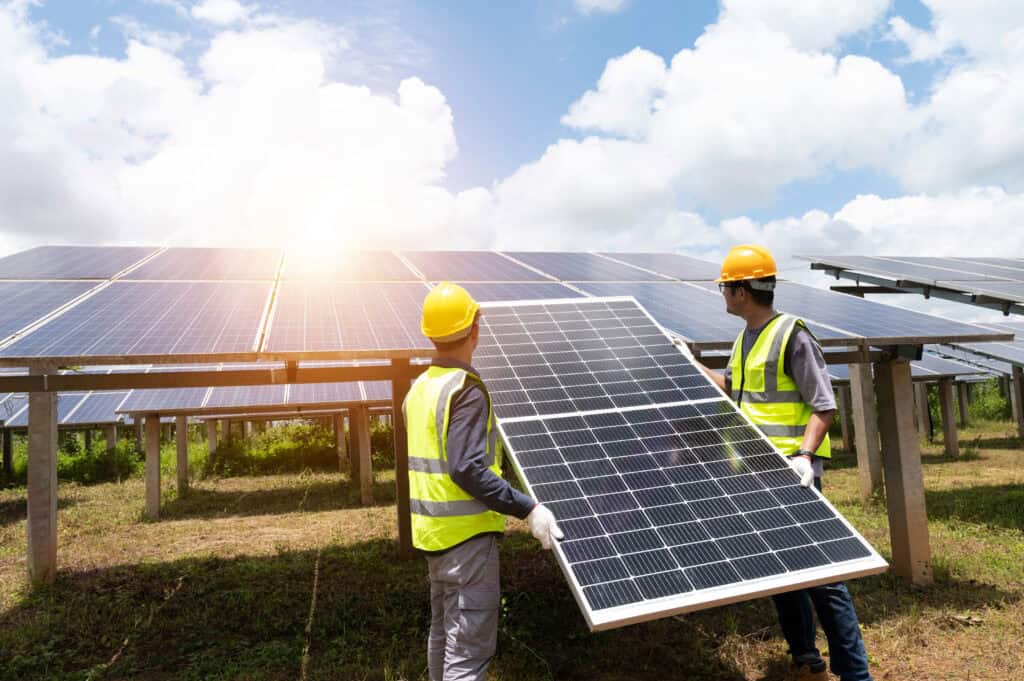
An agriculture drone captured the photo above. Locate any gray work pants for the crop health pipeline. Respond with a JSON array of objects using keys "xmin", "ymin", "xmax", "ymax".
[{"xmin": 426, "ymin": 534, "xmax": 500, "ymax": 681}]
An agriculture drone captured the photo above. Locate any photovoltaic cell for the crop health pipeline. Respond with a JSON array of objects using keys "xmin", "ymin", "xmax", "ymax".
[
  {"xmin": 118, "ymin": 387, "xmax": 209, "ymax": 413},
  {"xmin": 5, "ymin": 392, "xmax": 88, "ymax": 427},
  {"xmin": 0, "ymin": 246, "xmax": 158, "ymax": 280},
  {"xmin": 804, "ymin": 255, "xmax": 1015, "ymax": 284},
  {"xmin": 574, "ymin": 282, "xmax": 853, "ymax": 346},
  {"xmin": 931, "ymin": 346, "xmax": 1011, "ymax": 375},
  {"xmin": 505, "ymin": 252, "xmax": 672, "ymax": 282},
  {"xmin": 0, "ymin": 282, "xmax": 271, "ymax": 360},
  {"xmin": 403, "ymin": 251, "xmax": 548, "ymax": 281},
  {"xmin": 67, "ymin": 391, "xmax": 130, "ymax": 425},
  {"xmin": 362, "ymin": 380, "xmax": 393, "ymax": 401},
  {"xmin": 125, "ymin": 247, "xmax": 282, "ymax": 280},
  {"xmin": 695, "ymin": 281, "xmax": 999, "ymax": 345},
  {"xmin": 934, "ymin": 280, "xmax": 1024, "ymax": 303},
  {"xmin": 456, "ymin": 282, "xmax": 584, "ymax": 302},
  {"xmin": 479, "ymin": 298, "xmax": 886, "ymax": 631},
  {"xmin": 280, "ymin": 250, "xmax": 419, "ymax": 281},
  {"xmin": 206, "ymin": 385, "xmax": 287, "ymax": 409},
  {"xmin": 828, "ymin": 354, "xmax": 978, "ymax": 383},
  {"xmin": 0, "ymin": 281, "xmax": 96, "ymax": 342},
  {"xmin": 954, "ymin": 340, "xmax": 1024, "ymax": 366},
  {"xmin": 263, "ymin": 282, "xmax": 431, "ymax": 353},
  {"xmin": 288, "ymin": 381, "xmax": 364, "ymax": 404},
  {"xmin": 598, "ymin": 253, "xmax": 720, "ymax": 281}
]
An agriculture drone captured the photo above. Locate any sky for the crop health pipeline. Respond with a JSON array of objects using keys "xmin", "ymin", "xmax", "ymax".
[{"xmin": 1, "ymin": 0, "xmax": 1024, "ymax": 322}]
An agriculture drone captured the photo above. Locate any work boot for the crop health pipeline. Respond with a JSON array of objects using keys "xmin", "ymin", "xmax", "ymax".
[{"xmin": 786, "ymin": 659, "xmax": 828, "ymax": 680}]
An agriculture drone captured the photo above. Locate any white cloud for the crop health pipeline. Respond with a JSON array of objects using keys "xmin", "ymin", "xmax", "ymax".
[
  {"xmin": 888, "ymin": 0, "xmax": 1024, "ymax": 63},
  {"xmin": 720, "ymin": 0, "xmax": 891, "ymax": 51},
  {"xmin": 191, "ymin": 0, "xmax": 251, "ymax": 26},
  {"xmin": 0, "ymin": 5, "xmax": 480, "ymax": 252},
  {"xmin": 110, "ymin": 16, "xmax": 189, "ymax": 52},
  {"xmin": 573, "ymin": 0, "xmax": 628, "ymax": 16},
  {"xmin": 561, "ymin": 47, "xmax": 666, "ymax": 138}
]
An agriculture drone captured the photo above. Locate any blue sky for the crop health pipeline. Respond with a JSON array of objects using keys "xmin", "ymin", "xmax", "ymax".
[{"xmin": 24, "ymin": 0, "xmax": 946, "ymax": 224}]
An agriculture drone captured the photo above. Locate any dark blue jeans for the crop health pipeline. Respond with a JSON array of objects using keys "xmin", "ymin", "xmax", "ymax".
[{"xmin": 772, "ymin": 477, "xmax": 873, "ymax": 681}]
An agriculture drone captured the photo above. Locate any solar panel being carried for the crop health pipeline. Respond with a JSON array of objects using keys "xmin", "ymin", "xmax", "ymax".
[
  {"xmin": 0, "ymin": 245, "xmax": 158, "ymax": 280},
  {"xmin": 124, "ymin": 247, "xmax": 282, "ymax": 280},
  {"xmin": 478, "ymin": 297, "xmax": 886, "ymax": 630},
  {"xmin": 0, "ymin": 281, "xmax": 97, "ymax": 342},
  {"xmin": 403, "ymin": 251, "xmax": 549, "ymax": 281},
  {"xmin": 598, "ymin": 253, "xmax": 721, "ymax": 281},
  {"xmin": 0, "ymin": 282, "xmax": 272, "ymax": 360},
  {"xmin": 506, "ymin": 252, "xmax": 671, "ymax": 282}
]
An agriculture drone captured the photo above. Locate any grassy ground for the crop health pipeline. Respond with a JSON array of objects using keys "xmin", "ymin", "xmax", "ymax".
[{"xmin": 1, "ymin": 423, "xmax": 1022, "ymax": 680}]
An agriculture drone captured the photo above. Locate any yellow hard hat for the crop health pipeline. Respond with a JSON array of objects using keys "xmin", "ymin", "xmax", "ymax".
[
  {"xmin": 421, "ymin": 282, "xmax": 481, "ymax": 342},
  {"xmin": 717, "ymin": 244, "xmax": 777, "ymax": 282}
]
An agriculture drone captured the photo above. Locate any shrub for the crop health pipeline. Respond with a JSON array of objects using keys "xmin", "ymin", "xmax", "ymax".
[
  {"xmin": 202, "ymin": 421, "xmax": 337, "ymax": 477},
  {"xmin": 5, "ymin": 432, "xmax": 140, "ymax": 486},
  {"xmin": 966, "ymin": 378, "xmax": 1010, "ymax": 422}
]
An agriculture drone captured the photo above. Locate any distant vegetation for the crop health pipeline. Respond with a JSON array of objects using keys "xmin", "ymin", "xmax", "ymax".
[{"xmin": 2, "ymin": 419, "xmax": 397, "ymax": 488}]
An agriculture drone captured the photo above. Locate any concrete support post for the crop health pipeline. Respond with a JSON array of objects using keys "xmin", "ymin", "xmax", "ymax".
[
  {"xmin": 836, "ymin": 386, "xmax": 853, "ymax": 452},
  {"xmin": 84, "ymin": 429, "xmax": 93, "ymax": 453},
  {"xmin": 1, "ymin": 428, "xmax": 12, "ymax": 479},
  {"xmin": 1012, "ymin": 366, "xmax": 1024, "ymax": 439},
  {"xmin": 346, "ymin": 409, "xmax": 359, "ymax": 480},
  {"xmin": 848, "ymin": 363, "xmax": 882, "ymax": 500},
  {"xmin": 874, "ymin": 360, "xmax": 933, "ymax": 586},
  {"xmin": 206, "ymin": 420, "xmax": 218, "ymax": 457},
  {"xmin": 175, "ymin": 415, "xmax": 189, "ymax": 497},
  {"xmin": 218, "ymin": 419, "xmax": 230, "ymax": 446},
  {"xmin": 253, "ymin": 421, "xmax": 265, "ymax": 434},
  {"xmin": 392, "ymin": 359, "xmax": 414, "ymax": 559},
  {"xmin": 27, "ymin": 366, "xmax": 59, "ymax": 585},
  {"xmin": 135, "ymin": 419, "xmax": 144, "ymax": 454},
  {"xmin": 957, "ymin": 383, "xmax": 970, "ymax": 428},
  {"xmin": 938, "ymin": 378, "xmax": 959, "ymax": 457},
  {"xmin": 334, "ymin": 412, "xmax": 347, "ymax": 473},
  {"xmin": 104, "ymin": 425, "xmax": 117, "ymax": 454},
  {"xmin": 352, "ymin": 406, "xmax": 373, "ymax": 505},
  {"xmin": 913, "ymin": 383, "xmax": 930, "ymax": 438},
  {"xmin": 144, "ymin": 415, "xmax": 161, "ymax": 519},
  {"xmin": 243, "ymin": 421, "xmax": 252, "ymax": 438}
]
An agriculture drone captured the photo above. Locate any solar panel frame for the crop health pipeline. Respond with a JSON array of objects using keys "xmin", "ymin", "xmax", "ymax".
[
  {"xmin": 479, "ymin": 297, "xmax": 887, "ymax": 631},
  {"xmin": 934, "ymin": 280, "xmax": 1024, "ymax": 303}
]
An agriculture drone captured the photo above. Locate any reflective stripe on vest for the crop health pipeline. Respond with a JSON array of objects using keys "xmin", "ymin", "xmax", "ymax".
[
  {"xmin": 403, "ymin": 365, "xmax": 506, "ymax": 551},
  {"xmin": 728, "ymin": 314, "xmax": 832, "ymax": 459}
]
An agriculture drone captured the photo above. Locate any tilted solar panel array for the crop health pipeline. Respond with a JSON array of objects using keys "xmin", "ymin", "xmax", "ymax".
[
  {"xmin": 124, "ymin": 247, "xmax": 282, "ymax": 281},
  {"xmin": 0, "ymin": 245, "xmax": 159, "ymax": 279},
  {"xmin": 0, "ymin": 281, "xmax": 97, "ymax": 342},
  {"xmin": 478, "ymin": 298, "xmax": 885, "ymax": 630},
  {"xmin": 404, "ymin": 250, "xmax": 548, "ymax": 282}
]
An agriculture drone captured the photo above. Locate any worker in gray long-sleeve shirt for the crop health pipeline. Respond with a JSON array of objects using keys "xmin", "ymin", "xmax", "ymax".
[{"xmin": 405, "ymin": 282, "xmax": 563, "ymax": 681}]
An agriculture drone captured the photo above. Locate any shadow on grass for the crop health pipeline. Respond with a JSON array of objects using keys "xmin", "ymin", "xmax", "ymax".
[
  {"xmin": 959, "ymin": 435, "xmax": 1024, "ymax": 450},
  {"xmin": 1, "ymin": 533, "xmax": 1019, "ymax": 681},
  {"xmin": 0, "ymin": 497, "xmax": 77, "ymax": 529},
  {"xmin": 924, "ymin": 483, "xmax": 1024, "ymax": 532},
  {"xmin": 159, "ymin": 477, "xmax": 398, "ymax": 520}
]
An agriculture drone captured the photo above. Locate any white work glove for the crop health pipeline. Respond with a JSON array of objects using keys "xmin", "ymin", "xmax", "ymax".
[
  {"xmin": 527, "ymin": 503, "xmax": 564, "ymax": 550},
  {"xmin": 787, "ymin": 455, "xmax": 815, "ymax": 488}
]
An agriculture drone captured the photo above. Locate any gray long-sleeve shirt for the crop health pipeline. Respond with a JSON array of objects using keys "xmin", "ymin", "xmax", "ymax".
[{"xmin": 433, "ymin": 358, "xmax": 536, "ymax": 520}]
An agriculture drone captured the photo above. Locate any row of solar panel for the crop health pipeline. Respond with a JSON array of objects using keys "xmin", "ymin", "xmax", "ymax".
[
  {"xmin": 801, "ymin": 255, "xmax": 1024, "ymax": 304},
  {"xmin": 0, "ymin": 246, "xmax": 722, "ymax": 283},
  {"xmin": 0, "ymin": 277, "xmax": 1007, "ymax": 360},
  {"xmin": 0, "ymin": 381, "xmax": 393, "ymax": 427}
]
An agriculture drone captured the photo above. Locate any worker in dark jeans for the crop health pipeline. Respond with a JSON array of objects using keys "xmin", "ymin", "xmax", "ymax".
[{"xmin": 695, "ymin": 244, "xmax": 873, "ymax": 681}]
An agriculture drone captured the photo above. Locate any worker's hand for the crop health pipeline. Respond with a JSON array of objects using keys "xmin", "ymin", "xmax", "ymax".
[
  {"xmin": 787, "ymin": 455, "xmax": 815, "ymax": 488},
  {"xmin": 527, "ymin": 503, "xmax": 564, "ymax": 550}
]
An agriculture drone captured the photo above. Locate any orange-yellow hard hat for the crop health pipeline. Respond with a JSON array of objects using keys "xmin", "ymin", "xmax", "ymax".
[
  {"xmin": 421, "ymin": 282, "xmax": 481, "ymax": 342},
  {"xmin": 717, "ymin": 244, "xmax": 778, "ymax": 282}
]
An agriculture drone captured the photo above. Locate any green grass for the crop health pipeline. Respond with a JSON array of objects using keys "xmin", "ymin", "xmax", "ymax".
[{"xmin": 1, "ymin": 425, "xmax": 1023, "ymax": 680}]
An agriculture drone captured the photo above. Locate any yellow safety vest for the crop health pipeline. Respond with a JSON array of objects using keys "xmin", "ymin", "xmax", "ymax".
[
  {"xmin": 403, "ymin": 365, "xmax": 506, "ymax": 552},
  {"xmin": 728, "ymin": 314, "xmax": 831, "ymax": 459}
]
